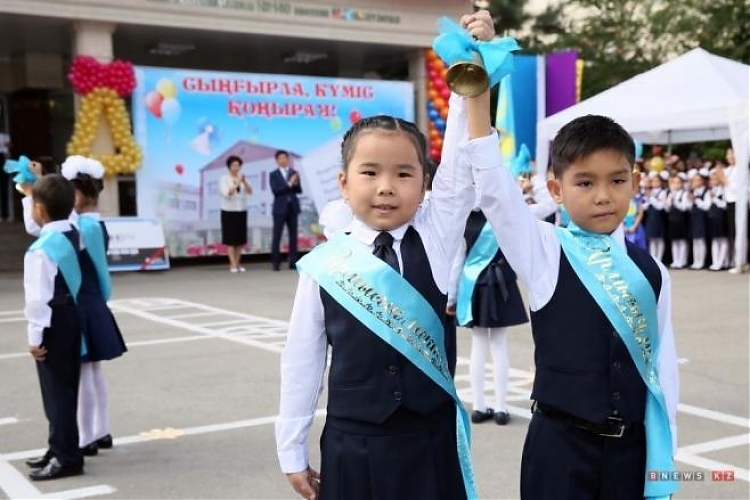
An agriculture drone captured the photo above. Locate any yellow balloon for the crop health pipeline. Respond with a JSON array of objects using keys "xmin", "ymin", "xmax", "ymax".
[{"xmin": 156, "ymin": 78, "xmax": 177, "ymax": 99}]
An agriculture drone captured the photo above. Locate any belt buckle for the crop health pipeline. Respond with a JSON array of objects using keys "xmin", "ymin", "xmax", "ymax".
[{"xmin": 599, "ymin": 416, "xmax": 625, "ymax": 438}]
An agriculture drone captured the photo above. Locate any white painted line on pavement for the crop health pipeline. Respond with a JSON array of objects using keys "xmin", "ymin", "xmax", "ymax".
[
  {"xmin": 0, "ymin": 418, "xmax": 18, "ymax": 426},
  {"xmin": 679, "ymin": 433, "xmax": 750, "ymax": 455},
  {"xmin": 3, "ymin": 410, "xmax": 328, "ymax": 461},
  {"xmin": 0, "ymin": 457, "xmax": 40, "ymax": 499},
  {"xmin": 0, "ymin": 310, "xmax": 23, "ymax": 317},
  {"xmin": 41, "ymin": 485, "xmax": 116, "ymax": 499},
  {"xmin": 675, "ymin": 450, "xmax": 750, "ymax": 482},
  {"xmin": 679, "ymin": 404, "xmax": 750, "ymax": 428},
  {"xmin": 0, "ymin": 317, "xmax": 24, "ymax": 324},
  {"xmin": 0, "ymin": 335, "xmax": 212, "ymax": 362}
]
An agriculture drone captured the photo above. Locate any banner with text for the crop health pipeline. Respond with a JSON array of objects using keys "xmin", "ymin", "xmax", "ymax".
[{"xmin": 133, "ymin": 66, "xmax": 414, "ymax": 257}]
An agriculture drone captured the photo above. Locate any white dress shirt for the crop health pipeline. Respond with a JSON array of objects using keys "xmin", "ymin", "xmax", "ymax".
[
  {"xmin": 458, "ymin": 98, "xmax": 679, "ymax": 453},
  {"xmin": 219, "ymin": 174, "xmax": 250, "ymax": 212},
  {"xmin": 276, "ymin": 93, "xmax": 477, "ymax": 474},
  {"xmin": 24, "ymin": 220, "xmax": 74, "ymax": 347}
]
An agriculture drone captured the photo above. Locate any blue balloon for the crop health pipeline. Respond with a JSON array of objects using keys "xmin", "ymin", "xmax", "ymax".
[
  {"xmin": 161, "ymin": 98, "xmax": 181, "ymax": 126},
  {"xmin": 435, "ymin": 117, "xmax": 445, "ymax": 129},
  {"xmin": 428, "ymin": 109, "xmax": 439, "ymax": 121}
]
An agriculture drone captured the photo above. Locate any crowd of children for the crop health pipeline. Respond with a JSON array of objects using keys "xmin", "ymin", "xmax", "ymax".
[{"xmin": 12, "ymin": 155, "xmax": 125, "ymax": 480}]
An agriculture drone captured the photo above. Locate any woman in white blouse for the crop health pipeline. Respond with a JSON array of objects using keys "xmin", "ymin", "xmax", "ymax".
[{"xmin": 220, "ymin": 155, "xmax": 252, "ymax": 272}]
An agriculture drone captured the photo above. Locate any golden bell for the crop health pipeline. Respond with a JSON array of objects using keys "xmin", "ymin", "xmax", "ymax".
[{"xmin": 445, "ymin": 52, "xmax": 489, "ymax": 98}]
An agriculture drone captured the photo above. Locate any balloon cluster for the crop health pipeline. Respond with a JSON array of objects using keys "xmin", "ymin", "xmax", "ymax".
[
  {"xmin": 66, "ymin": 56, "xmax": 142, "ymax": 176},
  {"xmin": 68, "ymin": 56, "xmax": 136, "ymax": 96},
  {"xmin": 425, "ymin": 49, "xmax": 450, "ymax": 163},
  {"xmin": 145, "ymin": 78, "xmax": 181, "ymax": 127}
]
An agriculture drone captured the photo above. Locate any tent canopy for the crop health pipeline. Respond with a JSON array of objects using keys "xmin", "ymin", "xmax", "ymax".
[{"xmin": 535, "ymin": 47, "xmax": 750, "ymax": 268}]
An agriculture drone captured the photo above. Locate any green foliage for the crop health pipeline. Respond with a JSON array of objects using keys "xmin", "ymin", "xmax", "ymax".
[
  {"xmin": 487, "ymin": 0, "xmax": 530, "ymax": 34},
  {"xmin": 514, "ymin": 0, "xmax": 749, "ymax": 99}
]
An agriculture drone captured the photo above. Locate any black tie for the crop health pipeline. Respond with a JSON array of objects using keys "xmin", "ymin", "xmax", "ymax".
[{"xmin": 373, "ymin": 231, "xmax": 400, "ymax": 273}]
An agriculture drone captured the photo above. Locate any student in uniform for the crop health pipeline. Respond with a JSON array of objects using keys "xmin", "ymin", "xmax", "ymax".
[
  {"xmin": 275, "ymin": 11, "xmax": 504, "ymax": 500},
  {"xmin": 61, "ymin": 156, "xmax": 127, "ymax": 455},
  {"xmin": 645, "ymin": 170, "xmax": 669, "ymax": 263},
  {"xmin": 667, "ymin": 172, "xmax": 690, "ymax": 268},
  {"xmin": 689, "ymin": 168, "xmax": 711, "ymax": 270},
  {"xmin": 471, "ymin": 114, "xmax": 679, "ymax": 500},
  {"xmin": 23, "ymin": 174, "xmax": 85, "ymax": 480},
  {"xmin": 708, "ymin": 168, "xmax": 729, "ymax": 270},
  {"xmin": 448, "ymin": 151, "xmax": 556, "ymax": 427}
]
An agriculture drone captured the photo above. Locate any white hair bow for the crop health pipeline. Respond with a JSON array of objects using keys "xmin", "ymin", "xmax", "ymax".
[{"xmin": 61, "ymin": 155, "xmax": 104, "ymax": 180}]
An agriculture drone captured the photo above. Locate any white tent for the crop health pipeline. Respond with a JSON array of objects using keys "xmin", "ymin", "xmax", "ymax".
[{"xmin": 536, "ymin": 48, "xmax": 750, "ymax": 270}]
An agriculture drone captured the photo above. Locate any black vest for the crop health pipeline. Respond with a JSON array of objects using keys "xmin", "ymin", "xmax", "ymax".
[
  {"xmin": 464, "ymin": 210, "xmax": 517, "ymax": 286},
  {"xmin": 529, "ymin": 242, "xmax": 661, "ymax": 425},
  {"xmin": 321, "ymin": 226, "xmax": 453, "ymax": 424},
  {"xmin": 45, "ymin": 229, "xmax": 82, "ymax": 344}
]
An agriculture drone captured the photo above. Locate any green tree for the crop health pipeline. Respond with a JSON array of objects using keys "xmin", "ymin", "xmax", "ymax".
[
  {"xmin": 520, "ymin": 0, "xmax": 749, "ymax": 99},
  {"xmin": 683, "ymin": 0, "xmax": 750, "ymax": 63},
  {"xmin": 486, "ymin": 0, "xmax": 531, "ymax": 34}
]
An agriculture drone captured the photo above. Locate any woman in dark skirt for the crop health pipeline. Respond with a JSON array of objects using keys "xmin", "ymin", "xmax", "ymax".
[
  {"xmin": 450, "ymin": 209, "xmax": 528, "ymax": 426},
  {"xmin": 219, "ymin": 155, "xmax": 253, "ymax": 272}
]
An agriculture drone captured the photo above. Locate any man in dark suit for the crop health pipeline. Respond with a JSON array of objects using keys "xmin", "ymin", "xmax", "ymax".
[{"xmin": 269, "ymin": 150, "xmax": 302, "ymax": 270}]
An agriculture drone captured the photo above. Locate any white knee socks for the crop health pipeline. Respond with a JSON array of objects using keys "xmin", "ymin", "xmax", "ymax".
[
  {"xmin": 470, "ymin": 327, "xmax": 509, "ymax": 412},
  {"xmin": 78, "ymin": 362, "xmax": 110, "ymax": 446}
]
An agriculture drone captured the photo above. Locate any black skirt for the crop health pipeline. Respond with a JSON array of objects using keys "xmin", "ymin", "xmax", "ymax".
[
  {"xmin": 461, "ymin": 260, "xmax": 529, "ymax": 329},
  {"xmin": 667, "ymin": 209, "xmax": 689, "ymax": 240},
  {"xmin": 319, "ymin": 405, "xmax": 466, "ymax": 500},
  {"xmin": 708, "ymin": 206, "xmax": 728, "ymax": 238},
  {"xmin": 645, "ymin": 206, "xmax": 665, "ymax": 238},
  {"xmin": 221, "ymin": 210, "xmax": 247, "ymax": 246}
]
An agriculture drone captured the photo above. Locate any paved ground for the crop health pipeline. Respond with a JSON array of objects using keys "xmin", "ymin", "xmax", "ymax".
[{"xmin": 0, "ymin": 260, "xmax": 748, "ymax": 499}]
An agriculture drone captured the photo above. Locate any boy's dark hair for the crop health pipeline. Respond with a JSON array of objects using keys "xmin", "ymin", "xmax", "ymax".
[
  {"xmin": 340, "ymin": 115, "xmax": 427, "ymax": 174},
  {"xmin": 71, "ymin": 174, "xmax": 104, "ymax": 203},
  {"xmin": 31, "ymin": 174, "xmax": 75, "ymax": 221},
  {"xmin": 551, "ymin": 115, "xmax": 635, "ymax": 178},
  {"xmin": 225, "ymin": 155, "xmax": 243, "ymax": 168},
  {"xmin": 274, "ymin": 150, "xmax": 289, "ymax": 159},
  {"xmin": 40, "ymin": 159, "xmax": 59, "ymax": 176}
]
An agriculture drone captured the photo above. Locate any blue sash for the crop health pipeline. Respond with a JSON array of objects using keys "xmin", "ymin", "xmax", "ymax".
[
  {"xmin": 296, "ymin": 233, "xmax": 477, "ymax": 500},
  {"xmin": 556, "ymin": 223, "xmax": 677, "ymax": 500},
  {"xmin": 28, "ymin": 230, "xmax": 87, "ymax": 356},
  {"xmin": 456, "ymin": 222, "xmax": 498, "ymax": 326},
  {"xmin": 78, "ymin": 215, "xmax": 112, "ymax": 300},
  {"xmin": 28, "ymin": 231, "xmax": 81, "ymax": 300}
]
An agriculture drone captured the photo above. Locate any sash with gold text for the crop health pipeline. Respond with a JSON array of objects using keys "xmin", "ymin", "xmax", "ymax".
[
  {"xmin": 557, "ymin": 223, "xmax": 677, "ymax": 500},
  {"xmin": 296, "ymin": 233, "xmax": 477, "ymax": 500}
]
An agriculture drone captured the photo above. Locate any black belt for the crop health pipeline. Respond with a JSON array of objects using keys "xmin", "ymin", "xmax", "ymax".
[{"xmin": 533, "ymin": 402, "xmax": 626, "ymax": 438}]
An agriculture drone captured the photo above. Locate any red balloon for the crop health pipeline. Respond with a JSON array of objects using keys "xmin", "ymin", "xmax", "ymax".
[
  {"xmin": 430, "ymin": 147, "xmax": 441, "ymax": 159},
  {"xmin": 349, "ymin": 109, "xmax": 361, "ymax": 124},
  {"xmin": 146, "ymin": 91, "xmax": 164, "ymax": 118},
  {"xmin": 175, "ymin": 164, "xmax": 184, "ymax": 175},
  {"xmin": 441, "ymin": 88, "xmax": 451, "ymax": 100}
]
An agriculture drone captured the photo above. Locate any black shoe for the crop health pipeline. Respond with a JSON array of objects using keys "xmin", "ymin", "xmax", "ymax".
[
  {"xmin": 25, "ymin": 451, "xmax": 52, "ymax": 469},
  {"xmin": 80, "ymin": 442, "xmax": 98, "ymax": 456},
  {"xmin": 494, "ymin": 411, "xmax": 511, "ymax": 426},
  {"xmin": 28, "ymin": 457, "xmax": 83, "ymax": 481},
  {"xmin": 96, "ymin": 434, "xmax": 113, "ymax": 449},
  {"xmin": 471, "ymin": 408, "xmax": 495, "ymax": 423},
  {"xmin": 272, "ymin": 265, "xmax": 280, "ymax": 271}
]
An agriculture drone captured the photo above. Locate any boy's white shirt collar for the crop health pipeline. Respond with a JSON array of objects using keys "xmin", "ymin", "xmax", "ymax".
[
  {"xmin": 40, "ymin": 219, "xmax": 72, "ymax": 234},
  {"xmin": 343, "ymin": 217, "xmax": 410, "ymax": 246}
]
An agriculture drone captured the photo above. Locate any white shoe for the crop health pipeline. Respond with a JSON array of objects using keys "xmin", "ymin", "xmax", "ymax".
[
  {"xmin": 230, "ymin": 268, "xmax": 239, "ymax": 273},
  {"xmin": 728, "ymin": 267, "xmax": 743, "ymax": 274},
  {"xmin": 238, "ymin": 267, "xmax": 246, "ymax": 272}
]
